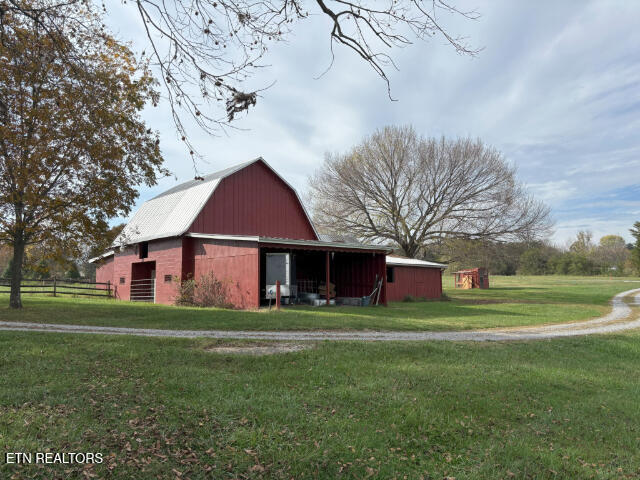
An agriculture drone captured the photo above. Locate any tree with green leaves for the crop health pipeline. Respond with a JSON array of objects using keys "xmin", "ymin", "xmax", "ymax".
[
  {"xmin": 569, "ymin": 230, "xmax": 594, "ymax": 256},
  {"xmin": 594, "ymin": 234, "xmax": 629, "ymax": 274},
  {"xmin": 518, "ymin": 248, "xmax": 550, "ymax": 275},
  {"xmin": 64, "ymin": 263, "xmax": 81, "ymax": 280},
  {"xmin": 0, "ymin": 9, "xmax": 166, "ymax": 308},
  {"xmin": 2, "ymin": 257, "xmax": 14, "ymax": 279},
  {"xmin": 31, "ymin": 259, "xmax": 49, "ymax": 280},
  {"xmin": 630, "ymin": 222, "xmax": 640, "ymax": 274}
]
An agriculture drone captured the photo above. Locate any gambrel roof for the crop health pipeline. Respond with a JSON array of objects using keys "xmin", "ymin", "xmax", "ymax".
[{"xmin": 113, "ymin": 157, "xmax": 318, "ymax": 246}]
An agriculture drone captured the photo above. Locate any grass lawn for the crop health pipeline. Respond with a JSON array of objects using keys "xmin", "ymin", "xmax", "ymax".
[
  {"xmin": 0, "ymin": 275, "xmax": 638, "ymax": 331},
  {"xmin": 2, "ymin": 329, "xmax": 640, "ymax": 478}
]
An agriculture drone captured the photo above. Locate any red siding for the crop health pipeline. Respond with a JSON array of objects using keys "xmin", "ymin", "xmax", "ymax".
[
  {"xmin": 111, "ymin": 238, "xmax": 183, "ymax": 304},
  {"xmin": 193, "ymin": 239, "xmax": 260, "ymax": 309},
  {"xmin": 387, "ymin": 266, "xmax": 442, "ymax": 302},
  {"xmin": 95, "ymin": 256, "xmax": 114, "ymax": 288},
  {"xmin": 333, "ymin": 252, "xmax": 387, "ymax": 302},
  {"xmin": 188, "ymin": 161, "xmax": 317, "ymax": 240}
]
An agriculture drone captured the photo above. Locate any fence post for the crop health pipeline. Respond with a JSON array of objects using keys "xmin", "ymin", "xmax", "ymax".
[
  {"xmin": 276, "ymin": 280, "xmax": 281, "ymax": 310},
  {"xmin": 53, "ymin": 277, "xmax": 57, "ymax": 297},
  {"xmin": 107, "ymin": 280, "xmax": 111, "ymax": 298}
]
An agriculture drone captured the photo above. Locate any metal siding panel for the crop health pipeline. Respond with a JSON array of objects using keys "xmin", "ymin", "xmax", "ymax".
[
  {"xmin": 193, "ymin": 239, "xmax": 259, "ymax": 309},
  {"xmin": 95, "ymin": 257, "xmax": 114, "ymax": 288},
  {"xmin": 234, "ymin": 172, "xmax": 240, "ymax": 234},
  {"xmin": 387, "ymin": 266, "xmax": 442, "ymax": 301},
  {"xmin": 112, "ymin": 158, "xmax": 319, "ymax": 247},
  {"xmin": 189, "ymin": 161, "xmax": 316, "ymax": 239}
]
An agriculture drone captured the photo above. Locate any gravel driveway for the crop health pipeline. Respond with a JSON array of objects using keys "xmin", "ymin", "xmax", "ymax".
[{"xmin": 0, "ymin": 288, "xmax": 638, "ymax": 342}]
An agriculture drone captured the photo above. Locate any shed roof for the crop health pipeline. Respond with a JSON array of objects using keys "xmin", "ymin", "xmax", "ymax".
[
  {"xmin": 453, "ymin": 268, "xmax": 486, "ymax": 274},
  {"xmin": 317, "ymin": 233, "xmax": 361, "ymax": 244},
  {"xmin": 88, "ymin": 250, "xmax": 115, "ymax": 264},
  {"xmin": 185, "ymin": 233, "xmax": 393, "ymax": 253},
  {"xmin": 113, "ymin": 157, "xmax": 318, "ymax": 246},
  {"xmin": 386, "ymin": 255, "xmax": 448, "ymax": 269}
]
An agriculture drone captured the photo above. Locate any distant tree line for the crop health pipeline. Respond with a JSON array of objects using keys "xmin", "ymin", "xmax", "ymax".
[{"xmin": 430, "ymin": 227, "xmax": 640, "ymax": 276}]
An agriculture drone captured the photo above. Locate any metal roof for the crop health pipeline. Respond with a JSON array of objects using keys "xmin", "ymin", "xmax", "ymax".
[
  {"xmin": 317, "ymin": 233, "xmax": 361, "ymax": 244},
  {"xmin": 386, "ymin": 255, "xmax": 448, "ymax": 269},
  {"xmin": 88, "ymin": 250, "xmax": 115, "ymax": 264},
  {"xmin": 185, "ymin": 233, "xmax": 393, "ymax": 253},
  {"xmin": 151, "ymin": 159, "xmax": 256, "ymax": 200},
  {"xmin": 113, "ymin": 157, "xmax": 319, "ymax": 247}
]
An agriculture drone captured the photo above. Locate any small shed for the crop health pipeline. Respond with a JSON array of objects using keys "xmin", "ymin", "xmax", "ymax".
[
  {"xmin": 386, "ymin": 256, "xmax": 447, "ymax": 301},
  {"xmin": 453, "ymin": 268, "xmax": 489, "ymax": 289}
]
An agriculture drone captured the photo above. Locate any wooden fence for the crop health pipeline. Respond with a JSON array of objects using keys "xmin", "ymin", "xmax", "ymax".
[{"xmin": 0, "ymin": 278, "xmax": 112, "ymax": 298}]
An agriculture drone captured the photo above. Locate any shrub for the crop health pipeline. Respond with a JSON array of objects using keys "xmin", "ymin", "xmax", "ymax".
[
  {"xmin": 567, "ymin": 254, "xmax": 596, "ymax": 275},
  {"xmin": 64, "ymin": 263, "xmax": 81, "ymax": 280},
  {"xmin": 548, "ymin": 254, "xmax": 571, "ymax": 275},
  {"xmin": 402, "ymin": 295, "xmax": 416, "ymax": 302},
  {"xmin": 518, "ymin": 248, "xmax": 549, "ymax": 275},
  {"xmin": 174, "ymin": 272, "xmax": 232, "ymax": 308},
  {"xmin": 174, "ymin": 276, "xmax": 196, "ymax": 306},
  {"xmin": 2, "ymin": 257, "xmax": 13, "ymax": 279}
]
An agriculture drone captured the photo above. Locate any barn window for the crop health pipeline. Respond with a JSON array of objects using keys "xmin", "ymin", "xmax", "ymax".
[
  {"xmin": 119, "ymin": 277, "xmax": 125, "ymax": 284},
  {"xmin": 164, "ymin": 274, "xmax": 172, "ymax": 283},
  {"xmin": 386, "ymin": 266, "xmax": 395, "ymax": 283},
  {"xmin": 139, "ymin": 241, "xmax": 149, "ymax": 259}
]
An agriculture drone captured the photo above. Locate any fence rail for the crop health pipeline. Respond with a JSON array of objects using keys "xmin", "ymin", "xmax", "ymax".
[{"xmin": 0, "ymin": 278, "xmax": 112, "ymax": 298}]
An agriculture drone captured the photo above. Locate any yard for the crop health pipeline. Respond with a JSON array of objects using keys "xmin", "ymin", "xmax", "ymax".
[
  {"xmin": 0, "ymin": 276, "xmax": 637, "ymax": 331},
  {"xmin": 1, "ymin": 275, "xmax": 640, "ymax": 479},
  {"xmin": 2, "ymin": 328, "xmax": 640, "ymax": 478}
]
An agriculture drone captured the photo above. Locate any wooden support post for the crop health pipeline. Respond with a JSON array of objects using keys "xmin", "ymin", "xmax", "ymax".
[
  {"xmin": 276, "ymin": 280, "xmax": 281, "ymax": 310},
  {"xmin": 382, "ymin": 255, "xmax": 387, "ymax": 307},
  {"xmin": 53, "ymin": 277, "xmax": 56, "ymax": 297},
  {"xmin": 325, "ymin": 251, "xmax": 330, "ymax": 306},
  {"xmin": 107, "ymin": 280, "xmax": 111, "ymax": 298}
]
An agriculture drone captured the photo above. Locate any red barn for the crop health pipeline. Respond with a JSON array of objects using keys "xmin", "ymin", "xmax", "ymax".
[
  {"xmin": 92, "ymin": 158, "xmax": 446, "ymax": 308},
  {"xmin": 385, "ymin": 256, "xmax": 447, "ymax": 301}
]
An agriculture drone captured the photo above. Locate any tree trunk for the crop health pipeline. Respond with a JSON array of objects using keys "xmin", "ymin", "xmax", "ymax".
[
  {"xmin": 9, "ymin": 236, "xmax": 25, "ymax": 309},
  {"xmin": 401, "ymin": 242, "xmax": 419, "ymax": 258}
]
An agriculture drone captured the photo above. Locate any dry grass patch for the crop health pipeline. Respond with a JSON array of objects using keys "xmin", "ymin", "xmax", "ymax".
[{"xmin": 200, "ymin": 341, "xmax": 314, "ymax": 355}]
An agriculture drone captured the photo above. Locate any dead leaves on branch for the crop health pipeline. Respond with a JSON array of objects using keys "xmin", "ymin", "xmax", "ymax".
[{"xmin": 226, "ymin": 89, "xmax": 257, "ymax": 122}]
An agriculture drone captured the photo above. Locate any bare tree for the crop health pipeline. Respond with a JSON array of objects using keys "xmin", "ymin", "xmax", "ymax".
[
  {"xmin": 309, "ymin": 126, "xmax": 553, "ymax": 257},
  {"xmin": 1, "ymin": 0, "xmax": 480, "ymax": 158}
]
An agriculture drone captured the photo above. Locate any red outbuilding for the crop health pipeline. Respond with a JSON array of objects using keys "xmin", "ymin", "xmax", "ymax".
[
  {"xmin": 453, "ymin": 268, "xmax": 489, "ymax": 289},
  {"xmin": 92, "ymin": 158, "xmax": 446, "ymax": 308},
  {"xmin": 385, "ymin": 256, "xmax": 447, "ymax": 301}
]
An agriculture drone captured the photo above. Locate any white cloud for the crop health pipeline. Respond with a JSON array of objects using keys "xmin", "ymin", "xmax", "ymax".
[
  {"xmin": 527, "ymin": 180, "xmax": 578, "ymax": 207},
  {"xmin": 554, "ymin": 217, "xmax": 636, "ymax": 246},
  {"xmin": 105, "ymin": 0, "xmax": 640, "ymax": 242}
]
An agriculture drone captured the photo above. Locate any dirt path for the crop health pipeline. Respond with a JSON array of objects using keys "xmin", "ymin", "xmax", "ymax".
[{"xmin": 1, "ymin": 288, "xmax": 639, "ymax": 342}]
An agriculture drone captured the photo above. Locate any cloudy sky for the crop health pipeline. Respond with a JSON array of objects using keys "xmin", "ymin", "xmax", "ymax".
[{"xmin": 107, "ymin": 0, "xmax": 640, "ymax": 245}]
